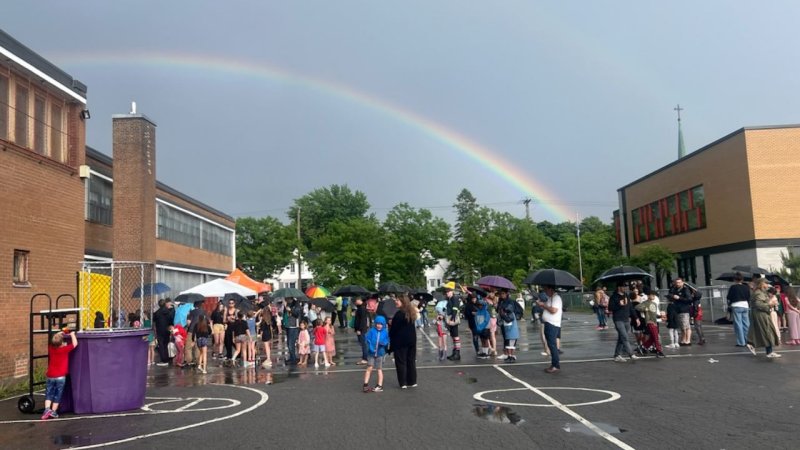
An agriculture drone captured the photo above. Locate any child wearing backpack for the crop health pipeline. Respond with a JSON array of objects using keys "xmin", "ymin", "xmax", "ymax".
[
  {"xmin": 474, "ymin": 298, "xmax": 492, "ymax": 359},
  {"xmin": 497, "ymin": 289, "xmax": 519, "ymax": 363},
  {"xmin": 362, "ymin": 315, "xmax": 389, "ymax": 392}
]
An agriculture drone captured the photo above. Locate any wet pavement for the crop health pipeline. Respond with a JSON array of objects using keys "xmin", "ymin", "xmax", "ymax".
[{"xmin": 1, "ymin": 312, "xmax": 799, "ymax": 449}]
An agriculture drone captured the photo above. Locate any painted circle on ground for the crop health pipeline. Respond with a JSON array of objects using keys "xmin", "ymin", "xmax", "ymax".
[
  {"xmin": 142, "ymin": 397, "xmax": 241, "ymax": 412},
  {"xmin": 473, "ymin": 387, "xmax": 621, "ymax": 407}
]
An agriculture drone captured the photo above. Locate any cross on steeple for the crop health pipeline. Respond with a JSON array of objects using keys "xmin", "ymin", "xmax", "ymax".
[{"xmin": 674, "ymin": 104, "xmax": 683, "ymax": 122}]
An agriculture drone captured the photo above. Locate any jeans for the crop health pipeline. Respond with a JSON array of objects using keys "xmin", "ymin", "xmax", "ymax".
[
  {"xmin": 45, "ymin": 376, "xmax": 66, "ymax": 403},
  {"xmin": 614, "ymin": 320, "xmax": 634, "ymax": 357},
  {"xmin": 544, "ymin": 322, "xmax": 560, "ymax": 368},
  {"xmin": 732, "ymin": 307, "xmax": 750, "ymax": 346},
  {"xmin": 286, "ymin": 327, "xmax": 299, "ymax": 364},
  {"xmin": 595, "ymin": 307, "xmax": 607, "ymax": 327}
]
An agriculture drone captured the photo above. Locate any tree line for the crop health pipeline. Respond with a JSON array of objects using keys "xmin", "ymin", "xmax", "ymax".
[{"xmin": 235, "ymin": 184, "xmax": 678, "ymax": 289}]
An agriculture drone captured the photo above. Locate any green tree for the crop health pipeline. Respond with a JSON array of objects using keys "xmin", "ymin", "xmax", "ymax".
[
  {"xmin": 578, "ymin": 216, "xmax": 624, "ymax": 285},
  {"xmin": 629, "ymin": 244, "xmax": 675, "ymax": 282},
  {"xmin": 381, "ymin": 203, "xmax": 451, "ymax": 287},
  {"xmin": 447, "ymin": 189, "xmax": 484, "ymax": 283},
  {"xmin": 309, "ymin": 217, "xmax": 385, "ymax": 288},
  {"xmin": 287, "ymin": 185, "xmax": 370, "ymax": 250},
  {"xmin": 235, "ymin": 217, "xmax": 296, "ymax": 280},
  {"xmin": 778, "ymin": 251, "xmax": 800, "ymax": 284}
]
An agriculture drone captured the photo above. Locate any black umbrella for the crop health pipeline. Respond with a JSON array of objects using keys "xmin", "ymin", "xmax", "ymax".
[
  {"xmin": 411, "ymin": 288, "xmax": 434, "ymax": 302},
  {"xmin": 476, "ymin": 275, "xmax": 516, "ymax": 291},
  {"xmin": 593, "ymin": 265, "xmax": 652, "ymax": 285},
  {"xmin": 766, "ymin": 272, "xmax": 790, "ymax": 287},
  {"xmin": 222, "ymin": 293, "xmax": 256, "ymax": 313},
  {"xmin": 272, "ymin": 287, "xmax": 309, "ymax": 300},
  {"xmin": 715, "ymin": 272, "xmax": 753, "ymax": 282},
  {"xmin": 333, "ymin": 285, "xmax": 370, "ymax": 297},
  {"xmin": 524, "ymin": 269, "xmax": 583, "ymax": 289},
  {"xmin": 731, "ymin": 265, "xmax": 769, "ymax": 275},
  {"xmin": 466, "ymin": 285, "xmax": 489, "ymax": 297},
  {"xmin": 174, "ymin": 292, "xmax": 206, "ymax": 304},
  {"xmin": 378, "ymin": 281, "xmax": 408, "ymax": 294},
  {"xmin": 310, "ymin": 297, "xmax": 336, "ymax": 313},
  {"xmin": 376, "ymin": 298, "xmax": 398, "ymax": 318}
]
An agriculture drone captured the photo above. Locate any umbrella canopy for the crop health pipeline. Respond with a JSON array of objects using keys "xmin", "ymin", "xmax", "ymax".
[
  {"xmin": 174, "ymin": 292, "xmax": 206, "ymax": 305},
  {"xmin": 272, "ymin": 287, "xmax": 309, "ymax": 301},
  {"xmin": 305, "ymin": 285, "xmax": 331, "ymax": 298},
  {"xmin": 524, "ymin": 269, "xmax": 583, "ymax": 289},
  {"xmin": 767, "ymin": 273, "xmax": 790, "ymax": 287},
  {"xmin": 223, "ymin": 293, "xmax": 256, "ymax": 313},
  {"xmin": 378, "ymin": 281, "xmax": 408, "ymax": 294},
  {"xmin": 731, "ymin": 265, "xmax": 769, "ymax": 275},
  {"xmin": 132, "ymin": 282, "xmax": 171, "ymax": 298},
  {"xmin": 593, "ymin": 265, "xmax": 653, "ymax": 285},
  {"xmin": 333, "ymin": 285, "xmax": 370, "ymax": 297},
  {"xmin": 411, "ymin": 288, "xmax": 434, "ymax": 302},
  {"xmin": 376, "ymin": 298, "xmax": 398, "ymax": 318},
  {"xmin": 476, "ymin": 275, "xmax": 516, "ymax": 291},
  {"xmin": 310, "ymin": 297, "xmax": 336, "ymax": 313},
  {"xmin": 715, "ymin": 272, "xmax": 753, "ymax": 282},
  {"xmin": 226, "ymin": 268, "xmax": 272, "ymax": 293},
  {"xmin": 180, "ymin": 278, "xmax": 256, "ymax": 298},
  {"xmin": 466, "ymin": 285, "xmax": 489, "ymax": 297}
]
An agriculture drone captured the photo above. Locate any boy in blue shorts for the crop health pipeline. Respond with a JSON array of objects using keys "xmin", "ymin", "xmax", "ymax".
[
  {"xmin": 42, "ymin": 328, "xmax": 78, "ymax": 419},
  {"xmin": 362, "ymin": 315, "xmax": 389, "ymax": 393}
]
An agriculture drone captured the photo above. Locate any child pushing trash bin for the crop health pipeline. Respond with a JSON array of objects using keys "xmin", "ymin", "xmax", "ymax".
[{"xmin": 42, "ymin": 328, "xmax": 78, "ymax": 420}]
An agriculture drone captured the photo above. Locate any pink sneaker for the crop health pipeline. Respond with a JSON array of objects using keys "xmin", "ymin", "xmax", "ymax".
[{"xmin": 40, "ymin": 409, "xmax": 52, "ymax": 420}]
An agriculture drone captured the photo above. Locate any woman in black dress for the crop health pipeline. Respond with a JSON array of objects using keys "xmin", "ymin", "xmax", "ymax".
[{"xmin": 389, "ymin": 294, "xmax": 420, "ymax": 389}]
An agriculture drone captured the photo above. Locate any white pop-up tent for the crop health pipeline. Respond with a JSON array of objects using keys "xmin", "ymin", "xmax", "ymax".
[{"xmin": 179, "ymin": 278, "xmax": 257, "ymax": 298}]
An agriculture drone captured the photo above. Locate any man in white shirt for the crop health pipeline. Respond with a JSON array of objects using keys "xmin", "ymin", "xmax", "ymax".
[{"xmin": 537, "ymin": 285, "xmax": 562, "ymax": 374}]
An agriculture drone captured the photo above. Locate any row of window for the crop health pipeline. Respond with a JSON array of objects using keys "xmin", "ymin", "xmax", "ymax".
[
  {"xmin": 0, "ymin": 72, "xmax": 68, "ymax": 164},
  {"xmin": 157, "ymin": 203, "xmax": 233, "ymax": 256},
  {"xmin": 631, "ymin": 185, "xmax": 706, "ymax": 244}
]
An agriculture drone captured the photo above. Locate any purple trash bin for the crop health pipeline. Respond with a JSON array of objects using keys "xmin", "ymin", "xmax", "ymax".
[{"xmin": 67, "ymin": 329, "xmax": 149, "ymax": 414}]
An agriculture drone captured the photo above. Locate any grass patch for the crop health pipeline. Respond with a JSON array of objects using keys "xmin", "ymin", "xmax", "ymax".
[{"xmin": 0, "ymin": 366, "xmax": 45, "ymax": 400}]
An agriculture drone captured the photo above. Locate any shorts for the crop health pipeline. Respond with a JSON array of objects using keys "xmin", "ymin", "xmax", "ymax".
[
  {"xmin": 45, "ymin": 376, "xmax": 66, "ymax": 403},
  {"xmin": 367, "ymin": 355, "xmax": 384, "ymax": 369},
  {"xmin": 196, "ymin": 336, "xmax": 209, "ymax": 348},
  {"xmin": 489, "ymin": 317, "xmax": 497, "ymax": 333},
  {"xmin": 678, "ymin": 313, "xmax": 691, "ymax": 329},
  {"xmin": 261, "ymin": 330, "xmax": 272, "ymax": 342},
  {"xmin": 213, "ymin": 324, "xmax": 225, "ymax": 334},
  {"xmin": 448, "ymin": 325, "xmax": 459, "ymax": 338},
  {"xmin": 236, "ymin": 334, "xmax": 249, "ymax": 343},
  {"xmin": 313, "ymin": 344, "xmax": 326, "ymax": 353}
]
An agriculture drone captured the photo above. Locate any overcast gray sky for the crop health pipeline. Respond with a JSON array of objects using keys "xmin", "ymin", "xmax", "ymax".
[{"xmin": 5, "ymin": 1, "xmax": 800, "ymax": 224}]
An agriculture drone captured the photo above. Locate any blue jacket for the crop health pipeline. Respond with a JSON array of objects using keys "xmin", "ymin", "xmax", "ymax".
[{"xmin": 365, "ymin": 317, "xmax": 390, "ymax": 357}]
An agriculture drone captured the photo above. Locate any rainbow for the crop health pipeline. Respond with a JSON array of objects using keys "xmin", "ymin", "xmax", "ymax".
[{"xmin": 56, "ymin": 51, "xmax": 575, "ymax": 222}]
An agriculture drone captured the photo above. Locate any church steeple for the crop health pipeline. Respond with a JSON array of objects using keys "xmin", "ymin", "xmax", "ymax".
[{"xmin": 675, "ymin": 104, "xmax": 685, "ymax": 159}]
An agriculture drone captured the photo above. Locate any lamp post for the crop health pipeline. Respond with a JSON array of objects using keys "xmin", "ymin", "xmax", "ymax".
[{"xmin": 577, "ymin": 213, "xmax": 584, "ymax": 293}]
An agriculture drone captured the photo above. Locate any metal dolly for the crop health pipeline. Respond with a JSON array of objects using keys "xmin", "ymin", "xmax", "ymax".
[{"xmin": 18, "ymin": 293, "xmax": 81, "ymax": 414}]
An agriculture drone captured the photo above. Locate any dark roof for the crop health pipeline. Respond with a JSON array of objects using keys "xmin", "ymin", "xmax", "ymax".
[
  {"xmin": 85, "ymin": 146, "xmax": 235, "ymax": 223},
  {"xmin": 618, "ymin": 124, "xmax": 800, "ymax": 192},
  {"xmin": 0, "ymin": 28, "xmax": 87, "ymax": 97}
]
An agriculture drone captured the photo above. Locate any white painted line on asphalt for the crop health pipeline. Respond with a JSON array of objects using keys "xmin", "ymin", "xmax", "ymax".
[
  {"xmin": 70, "ymin": 384, "xmax": 269, "ymax": 449},
  {"xmin": 418, "ymin": 328, "xmax": 438, "ymax": 349},
  {"xmin": 493, "ymin": 365, "xmax": 635, "ymax": 450},
  {"xmin": 474, "ymin": 386, "xmax": 621, "ymax": 408},
  {"xmin": 174, "ymin": 398, "xmax": 203, "ymax": 411}
]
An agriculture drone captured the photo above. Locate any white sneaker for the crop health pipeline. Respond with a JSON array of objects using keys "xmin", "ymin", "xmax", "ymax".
[
  {"xmin": 613, "ymin": 355, "xmax": 627, "ymax": 363},
  {"xmin": 630, "ymin": 354, "xmax": 639, "ymax": 360},
  {"xmin": 767, "ymin": 352, "xmax": 782, "ymax": 358},
  {"xmin": 314, "ymin": 363, "xmax": 319, "ymax": 368},
  {"xmin": 746, "ymin": 344, "xmax": 757, "ymax": 356},
  {"xmin": 496, "ymin": 354, "xmax": 508, "ymax": 360},
  {"xmin": 324, "ymin": 363, "xmax": 331, "ymax": 368}
]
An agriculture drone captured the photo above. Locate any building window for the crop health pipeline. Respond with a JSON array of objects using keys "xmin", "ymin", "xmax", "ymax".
[
  {"xmin": 14, "ymin": 84, "xmax": 28, "ymax": 148},
  {"xmin": 0, "ymin": 74, "xmax": 8, "ymax": 140},
  {"xmin": 290, "ymin": 263, "xmax": 296, "ymax": 274},
  {"xmin": 157, "ymin": 203, "xmax": 233, "ymax": 256},
  {"xmin": 13, "ymin": 250, "xmax": 30, "ymax": 285},
  {"xmin": 86, "ymin": 175, "xmax": 113, "ymax": 225},
  {"xmin": 50, "ymin": 104, "xmax": 64, "ymax": 163},
  {"xmin": 34, "ymin": 95, "xmax": 46, "ymax": 155},
  {"xmin": 631, "ymin": 185, "xmax": 706, "ymax": 244}
]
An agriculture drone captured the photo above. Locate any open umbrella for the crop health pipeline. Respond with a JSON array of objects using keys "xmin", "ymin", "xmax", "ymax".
[
  {"xmin": 476, "ymin": 275, "xmax": 516, "ymax": 291},
  {"xmin": 378, "ymin": 281, "xmax": 407, "ymax": 294},
  {"xmin": 715, "ymin": 272, "xmax": 753, "ymax": 282},
  {"xmin": 223, "ymin": 293, "xmax": 256, "ymax": 313},
  {"xmin": 767, "ymin": 272, "xmax": 790, "ymax": 287},
  {"xmin": 466, "ymin": 285, "xmax": 489, "ymax": 297},
  {"xmin": 524, "ymin": 269, "xmax": 583, "ymax": 289},
  {"xmin": 272, "ymin": 287, "xmax": 308, "ymax": 300},
  {"xmin": 305, "ymin": 285, "xmax": 331, "ymax": 298},
  {"xmin": 310, "ymin": 297, "xmax": 336, "ymax": 313},
  {"xmin": 132, "ymin": 282, "xmax": 171, "ymax": 298},
  {"xmin": 732, "ymin": 265, "xmax": 769, "ymax": 275},
  {"xmin": 411, "ymin": 288, "xmax": 434, "ymax": 302},
  {"xmin": 593, "ymin": 265, "xmax": 653, "ymax": 285},
  {"xmin": 376, "ymin": 298, "xmax": 398, "ymax": 318},
  {"xmin": 180, "ymin": 279, "xmax": 257, "ymax": 298},
  {"xmin": 333, "ymin": 285, "xmax": 370, "ymax": 297},
  {"xmin": 174, "ymin": 292, "xmax": 205, "ymax": 304}
]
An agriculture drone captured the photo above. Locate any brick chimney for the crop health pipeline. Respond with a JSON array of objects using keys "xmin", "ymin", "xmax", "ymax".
[{"xmin": 112, "ymin": 106, "xmax": 157, "ymax": 263}]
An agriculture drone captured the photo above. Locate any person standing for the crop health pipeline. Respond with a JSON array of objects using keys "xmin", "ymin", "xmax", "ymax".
[
  {"xmin": 464, "ymin": 293, "xmax": 480, "ymax": 354},
  {"xmin": 389, "ymin": 294, "xmax": 419, "ymax": 389},
  {"xmin": 497, "ymin": 289, "xmax": 520, "ymax": 362},
  {"xmin": 285, "ymin": 298, "xmax": 303, "ymax": 365},
  {"xmin": 41, "ymin": 328, "xmax": 78, "ymax": 420},
  {"xmin": 153, "ymin": 298, "xmax": 175, "ymax": 366},
  {"xmin": 726, "ymin": 272, "xmax": 751, "ymax": 347},
  {"xmin": 183, "ymin": 300, "xmax": 204, "ymax": 367},
  {"xmin": 445, "ymin": 286, "xmax": 462, "ymax": 361},
  {"xmin": 746, "ymin": 278, "xmax": 781, "ymax": 358},
  {"xmin": 609, "ymin": 284, "xmax": 638, "ymax": 362},
  {"xmin": 636, "ymin": 288, "xmax": 665, "ymax": 357},
  {"xmin": 538, "ymin": 285, "xmax": 562, "ymax": 374},
  {"xmin": 669, "ymin": 278, "xmax": 694, "ymax": 346},
  {"xmin": 353, "ymin": 296, "xmax": 370, "ymax": 365},
  {"xmin": 593, "ymin": 287, "xmax": 608, "ymax": 330},
  {"xmin": 783, "ymin": 286, "xmax": 800, "ymax": 345}
]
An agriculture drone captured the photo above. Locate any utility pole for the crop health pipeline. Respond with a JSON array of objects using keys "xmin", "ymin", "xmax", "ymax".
[
  {"xmin": 675, "ymin": 104, "xmax": 686, "ymax": 159},
  {"xmin": 296, "ymin": 207, "xmax": 302, "ymax": 289},
  {"xmin": 523, "ymin": 198, "xmax": 532, "ymax": 221},
  {"xmin": 577, "ymin": 212, "xmax": 584, "ymax": 292}
]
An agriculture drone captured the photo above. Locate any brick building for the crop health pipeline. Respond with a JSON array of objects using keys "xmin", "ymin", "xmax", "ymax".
[
  {"xmin": 617, "ymin": 125, "xmax": 800, "ymax": 287},
  {"xmin": 0, "ymin": 29, "xmax": 234, "ymax": 381}
]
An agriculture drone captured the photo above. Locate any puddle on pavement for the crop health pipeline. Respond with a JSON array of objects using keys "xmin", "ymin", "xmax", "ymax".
[
  {"xmin": 472, "ymin": 404, "xmax": 523, "ymax": 425},
  {"xmin": 466, "ymin": 377, "xmax": 478, "ymax": 384},
  {"xmin": 563, "ymin": 422, "xmax": 627, "ymax": 435}
]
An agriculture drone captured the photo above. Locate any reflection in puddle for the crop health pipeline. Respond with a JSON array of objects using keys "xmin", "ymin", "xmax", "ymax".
[
  {"xmin": 472, "ymin": 404, "xmax": 523, "ymax": 425},
  {"xmin": 563, "ymin": 422, "xmax": 626, "ymax": 435}
]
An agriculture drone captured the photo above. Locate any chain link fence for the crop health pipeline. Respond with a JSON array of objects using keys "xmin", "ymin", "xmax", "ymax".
[{"xmin": 79, "ymin": 261, "xmax": 156, "ymax": 330}]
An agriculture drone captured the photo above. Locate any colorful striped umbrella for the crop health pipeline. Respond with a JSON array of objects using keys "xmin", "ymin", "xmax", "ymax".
[{"xmin": 305, "ymin": 285, "xmax": 331, "ymax": 298}]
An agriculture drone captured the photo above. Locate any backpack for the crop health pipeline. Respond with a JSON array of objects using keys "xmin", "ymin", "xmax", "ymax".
[
  {"xmin": 514, "ymin": 301, "xmax": 524, "ymax": 320},
  {"xmin": 474, "ymin": 306, "xmax": 490, "ymax": 333}
]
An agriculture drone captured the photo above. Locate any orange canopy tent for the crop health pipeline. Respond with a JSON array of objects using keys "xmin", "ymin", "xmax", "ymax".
[{"xmin": 226, "ymin": 268, "xmax": 272, "ymax": 293}]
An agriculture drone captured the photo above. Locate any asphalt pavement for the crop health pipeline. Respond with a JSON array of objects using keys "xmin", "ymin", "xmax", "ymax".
[{"xmin": 1, "ymin": 312, "xmax": 798, "ymax": 450}]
